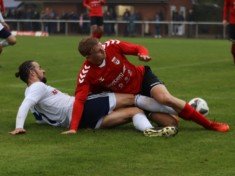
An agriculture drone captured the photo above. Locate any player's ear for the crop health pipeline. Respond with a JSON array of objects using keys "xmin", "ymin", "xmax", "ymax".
[{"xmin": 29, "ymin": 69, "xmax": 36, "ymax": 76}]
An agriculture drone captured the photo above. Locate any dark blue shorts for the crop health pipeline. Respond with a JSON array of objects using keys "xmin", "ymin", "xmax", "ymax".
[
  {"xmin": 0, "ymin": 28, "xmax": 11, "ymax": 39},
  {"xmin": 140, "ymin": 66, "xmax": 164, "ymax": 97},
  {"xmin": 90, "ymin": 16, "xmax": 104, "ymax": 26},
  {"xmin": 228, "ymin": 24, "xmax": 235, "ymax": 41},
  {"xmin": 79, "ymin": 95, "xmax": 110, "ymax": 129}
]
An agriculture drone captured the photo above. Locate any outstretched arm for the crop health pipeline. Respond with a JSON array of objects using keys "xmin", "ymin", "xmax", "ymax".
[
  {"xmin": 9, "ymin": 99, "xmax": 35, "ymax": 135},
  {"xmin": 223, "ymin": 0, "xmax": 229, "ymax": 25},
  {"xmin": 113, "ymin": 40, "xmax": 151, "ymax": 62}
]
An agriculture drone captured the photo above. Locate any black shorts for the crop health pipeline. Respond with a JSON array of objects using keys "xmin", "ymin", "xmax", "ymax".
[
  {"xmin": 140, "ymin": 66, "xmax": 164, "ymax": 97},
  {"xmin": 228, "ymin": 24, "xmax": 235, "ymax": 41},
  {"xmin": 0, "ymin": 28, "xmax": 11, "ymax": 39},
  {"xmin": 79, "ymin": 94, "xmax": 110, "ymax": 129},
  {"xmin": 90, "ymin": 16, "xmax": 104, "ymax": 26}
]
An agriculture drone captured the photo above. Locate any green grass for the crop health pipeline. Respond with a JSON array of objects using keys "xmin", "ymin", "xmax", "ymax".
[{"xmin": 0, "ymin": 36, "xmax": 235, "ymax": 176}]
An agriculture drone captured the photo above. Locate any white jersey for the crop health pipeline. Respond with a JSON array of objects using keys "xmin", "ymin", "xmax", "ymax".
[
  {"xmin": 0, "ymin": 12, "xmax": 4, "ymax": 31},
  {"xmin": 15, "ymin": 82, "xmax": 74, "ymax": 129}
]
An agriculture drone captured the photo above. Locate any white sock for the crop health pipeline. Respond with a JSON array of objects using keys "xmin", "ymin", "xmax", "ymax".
[
  {"xmin": 0, "ymin": 40, "xmax": 9, "ymax": 47},
  {"xmin": 135, "ymin": 94, "xmax": 177, "ymax": 115},
  {"xmin": 132, "ymin": 113, "xmax": 153, "ymax": 131}
]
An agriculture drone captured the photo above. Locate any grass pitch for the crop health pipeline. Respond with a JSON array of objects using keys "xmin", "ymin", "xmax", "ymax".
[{"xmin": 0, "ymin": 36, "xmax": 235, "ymax": 176}]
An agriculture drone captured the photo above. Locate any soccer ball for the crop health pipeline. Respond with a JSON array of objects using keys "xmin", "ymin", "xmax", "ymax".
[{"xmin": 189, "ymin": 97, "xmax": 209, "ymax": 116}]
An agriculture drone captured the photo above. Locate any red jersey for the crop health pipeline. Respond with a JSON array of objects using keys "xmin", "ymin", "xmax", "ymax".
[
  {"xmin": 0, "ymin": 0, "xmax": 5, "ymax": 14},
  {"xmin": 70, "ymin": 39, "xmax": 149, "ymax": 130},
  {"xmin": 223, "ymin": 0, "xmax": 235, "ymax": 24},
  {"xmin": 83, "ymin": 0, "xmax": 105, "ymax": 17}
]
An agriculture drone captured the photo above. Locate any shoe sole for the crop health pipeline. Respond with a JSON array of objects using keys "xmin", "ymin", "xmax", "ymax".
[{"xmin": 144, "ymin": 126, "xmax": 178, "ymax": 137}]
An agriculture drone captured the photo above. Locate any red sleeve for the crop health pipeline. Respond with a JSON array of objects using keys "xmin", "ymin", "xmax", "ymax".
[
  {"xmin": 223, "ymin": 0, "xmax": 229, "ymax": 21},
  {"xmin": 101, "ymin": 0, "xmax": 106, "ymax": 5},
  {"xmin": 83, "ymin": 0, "xmax": 90, "ymax": 9},
  {"xmin": 70, "ymin": 83, "xmax": 90, "ymax": 131},
  {"xmin": 0, "ymin": 0, "xmax": 5, "ymax": 14},
  {"xmin": 115, "ymin": 40, "xmax": 149, "ymax": 56}
]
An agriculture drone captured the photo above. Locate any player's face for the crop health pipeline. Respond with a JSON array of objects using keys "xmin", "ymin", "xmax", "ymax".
[
  {"xmin": 87, "ymin": 43, "xmax": 106, "ymax": 65},
  {"xmin": 31, "ymin": 62, "xmax": 47, "ymax": 83}
]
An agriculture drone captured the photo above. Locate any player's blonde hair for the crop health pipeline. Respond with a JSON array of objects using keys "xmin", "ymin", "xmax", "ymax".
[{"xmin": 78, "ymin": 37, "xmax": 99, "ymax": 57}]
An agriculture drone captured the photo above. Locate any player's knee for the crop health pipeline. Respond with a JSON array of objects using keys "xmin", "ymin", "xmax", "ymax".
[
  {"xmin": 155, "ymin": 93, "xmax": 173, "ymax": 105},
  {"xmin": 129, "ymin": 107, "xmax": 144, "ymax": 116}
]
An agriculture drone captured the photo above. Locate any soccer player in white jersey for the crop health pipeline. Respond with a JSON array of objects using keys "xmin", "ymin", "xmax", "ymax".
[
  {"xmin": 0, "ymin": 0, "xmax": 16, "ymax": 55},
  {"xmin": 9, "ymin": 60, "xmax": 178, "ymax": 137}
]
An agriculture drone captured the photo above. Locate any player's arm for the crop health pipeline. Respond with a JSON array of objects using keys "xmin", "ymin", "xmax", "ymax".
[
  {"xmin": 62, "ymin": 84, "xmax": 90, "ymax": 134},
  {"xmin": 9, "ymin": 99, "xmax": 36, "ymax": 135},
  {"xmin": 115, "ymin": 40, "xmax": 151, "ymax": 62},
  {"xmin": 83, "ymin": 0, "xmax": 91, "ymax": 10},
  {"xmin": 223, "ymin": 0, "xmax": 229, "ymax": 25},
  {"xmin": 9, "ymin": 82, "xmax": 46, "ymax": 135},
  {"xmin": 100, "ymin": 0, "xmax": 106, "ymax": 5}
]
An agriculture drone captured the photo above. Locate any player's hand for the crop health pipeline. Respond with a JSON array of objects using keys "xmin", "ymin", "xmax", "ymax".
[
  {"xmin": 222, "ymin": 20, "xmax": 227, "ymax": 26},
  {"xmin": 9, "ymin": 128, "xmax": 26, "ymax": 135},
  {"xmin": 2, "ymin": 22, "xmax": 10, "ymax": 30},
  {"xmin": 61, "ymin": 129, "xmax": 77, "ymax": 134},
  {"xmin": 86, "ymin": 6, "xmax": 91, "ymax": 11},
  {"xmin": 138, "ymin": 54, "xmax": 151, "ymax": 62}
]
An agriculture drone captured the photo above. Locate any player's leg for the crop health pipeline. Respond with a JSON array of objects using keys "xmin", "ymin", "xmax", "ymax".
[
  {"xmin": 114, "ymin": 93, "xmax": 135, "ymax": 109},
  {"xmin": 95, "ymin": 17, "xmax": 104, "ymax": 39},
  {"xmin": 0, "ymin": 28, "xmax": 16, "ymax": 54},
  {"xmin": 114, "ymin": 93, "xmax": 176, "ymax": 115},
  {"xmin": 96, "ymin": 26, "xmax": 104, "ymax": 39},
  {"xmin": 140, "ymin": 66, "xmax": 229, "ymax": 132},
  {"xmin": 91, "ymin": 24, "xmax": 98, "ymax": 38},
  {"xmin": 149, "ymin": 112, "xmax": 179, "ymax": 128},
  {"xmin": 100, "ymin": 107, "xmax": 177, "ymax": 137},
  {"xmin": 90, "ymin": 16, "xmax": 98, "ymax": 38},
  {"xmin": 150, "ymin": 83, "xmax": 229, "ymax": 132},
  {"xmin": 100, "ymin": 107, "xmax": 150, "ymax": 129},
  {"xmin": 231, "ymin": 42, "xmax": 235, "ymax": 64},
  {"xmin": 135, "ymin": 94, "xmax": 177, "ymax": 115},
  {"xmin": 228, "ymin": 24, "xmax": 235, "ymax": 64}
]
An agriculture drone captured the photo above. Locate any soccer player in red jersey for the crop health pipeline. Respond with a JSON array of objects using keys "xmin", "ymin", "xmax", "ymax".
[
  {"xmin": 223, "ymin": 0, "xmax": 235, "ymax": 64},
  {"xmin": 83, "ymin": 0, "xmax": 106, "ymax": 39},
  {"xmin": 0, "ymin": 0, "xmax": 16, "ymax": 54},
  {"xmin": 64, "ymin": 37, "xmax": 229, "ymax": 134}
]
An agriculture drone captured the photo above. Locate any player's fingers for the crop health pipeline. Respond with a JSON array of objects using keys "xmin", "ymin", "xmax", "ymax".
[
  {"xmin": 9, "ymin": 129, "xmax": 26, "ymax": 135},
  {"xmin": 61, "ymin": 130, "xmax": 76, "ymax": 134}
]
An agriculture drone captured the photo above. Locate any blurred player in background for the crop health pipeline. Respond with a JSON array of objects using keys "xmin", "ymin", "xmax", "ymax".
[
  {"xmin": 10, "ymin": 60, "xmax": 178, "ymax": 137},
  {"xmin": 83, "ymin": 0, "xmax": 106, "ymax": 39},
  {"xmin": 0, "ymin": 0, "xmax": 16, "ymax": 55},
  {"xmin": 65, "ymin": 37, "xmax": 230, "ymax": 134},
  {"xmin": 223, "ymin": 0, "xmax": 235, "ymax": 64}
]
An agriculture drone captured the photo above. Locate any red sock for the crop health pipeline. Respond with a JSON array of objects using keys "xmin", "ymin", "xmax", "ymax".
[
  {"xmin": 179, "ymin": 103, "xmax": 211, "ymax": 128},
  {"xmin": 231, "ymin": 43, "xmax": 235, "ymax": 64}
]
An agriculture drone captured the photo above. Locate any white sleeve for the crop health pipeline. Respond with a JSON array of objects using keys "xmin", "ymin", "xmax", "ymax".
[
  {"xmin": 15, "ymin": 82, "xmax": 47, "ymax": 128},
  {"xmin": 0, "ymin": 12, "xmax": 4, "ymax": 23},
  {"xmin": 15, "ymin": 99, "xmax": 37, "ymax": 129}
]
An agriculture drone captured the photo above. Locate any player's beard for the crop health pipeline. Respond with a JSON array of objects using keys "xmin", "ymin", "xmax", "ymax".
[{"xmin": 41, "ymin": 77, "xmax": 47, "ymax": 83}]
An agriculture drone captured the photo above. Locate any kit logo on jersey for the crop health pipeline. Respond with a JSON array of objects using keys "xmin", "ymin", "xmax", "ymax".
[
  {"xmin": 52, "ymin": 89, "xmax": 58, "ymax": 95},
  {"xmin": 104, "ymin": 39, "xmax": 120, "ymax": 47},
  {"xmin": 99, "ymin": 77, "xmax": 105, "ymax": 82},
  {"xmin": 111, "ymin": 57, "xmax": 120, "ymax": 65},
  {"xmin": 79, "ymin": 65, "xmax": 90, "ymax": 83}
]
